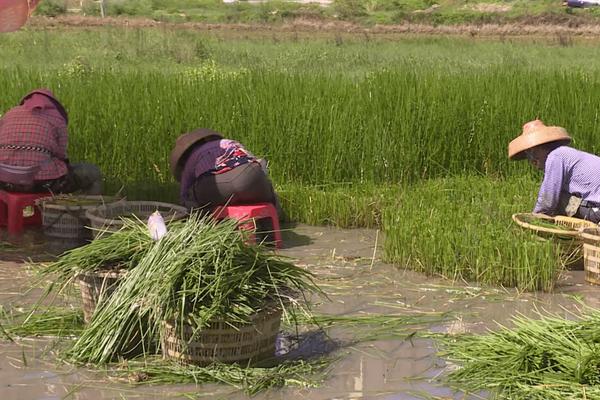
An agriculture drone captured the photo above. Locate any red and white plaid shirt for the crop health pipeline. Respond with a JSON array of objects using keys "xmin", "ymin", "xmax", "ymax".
[{"xmin": 0, "ymin": 95, "xmax": 68, "ymax": 181}]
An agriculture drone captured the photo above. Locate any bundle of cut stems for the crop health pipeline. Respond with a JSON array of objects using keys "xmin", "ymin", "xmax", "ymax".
[
  {"xmin": 39, "ymin": 218, "xmax": 155, "ymax": 295},
  {"xmin": 441, "ymin": 309, "xmax": 600, "ymax": 399},
  {"xmin": 64, "ymin": 214, "xmax": 320, "ymax": 364}
]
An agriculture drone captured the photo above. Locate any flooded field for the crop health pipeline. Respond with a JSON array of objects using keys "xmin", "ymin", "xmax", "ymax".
[{"xmin": 1, "ymin": 224, "xmax": 599, "ymax": 399}]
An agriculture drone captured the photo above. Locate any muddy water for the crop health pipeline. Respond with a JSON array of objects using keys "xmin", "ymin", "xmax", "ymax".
[{"xmin": 1, "ymin": 224, "xmax": 600, "ymax": 399}]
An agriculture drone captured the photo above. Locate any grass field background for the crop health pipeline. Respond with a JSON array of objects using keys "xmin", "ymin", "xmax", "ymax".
[{"xmin": 1, "ymin": 27, "xmax": 593, "ymax": 289}]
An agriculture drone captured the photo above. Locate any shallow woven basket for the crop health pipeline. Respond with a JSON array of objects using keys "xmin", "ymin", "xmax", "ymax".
[
  {"xmin": 512, "ymin": 213, "xmax": 598, "ymax": 239},
  {"xmin": 162, "ymin": 305, "xmax": 282, "ymax": 366},
  {"xmin": 85, "ymin": 201, "xmax": 188, "ymax": 239},
  {"xmin": 580, "ymin": 228, "xmax": 600, "ymax": 286},
  {"xmin": 37, "ymin": 195, "xmax": 122, "ymax": 240},
  {"xmin": 512, "ymin": 213, "xmax": 598, "ymax": 270},
  {"xmin": 77, "ymin": 269, "xmax": 127, "ymax": 323}
]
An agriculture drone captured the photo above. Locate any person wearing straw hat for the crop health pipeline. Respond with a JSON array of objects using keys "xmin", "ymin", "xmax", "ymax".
[
  {"xmin": 0, "ymin": 88, "xmax": 103, "ymax": 194},
  {"xmin": 170, "ymin": 128, "xmax": 280, "ymax": 214},
  {"xmin": 508, "ymin": 119, "xmax": 600, "ymax": 223}
]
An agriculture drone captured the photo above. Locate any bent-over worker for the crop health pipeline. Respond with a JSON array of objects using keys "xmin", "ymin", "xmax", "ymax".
[
  {"xmin": 508, "ymin": 119, "xmax": 600, "ymax": 223},
  {"xmin": 0, "ymin": 88, "xmax": 103, "ymax": 194},
  {"xmin": 169, "ymin": 128, "xmax": 279, "ymax": 213}
]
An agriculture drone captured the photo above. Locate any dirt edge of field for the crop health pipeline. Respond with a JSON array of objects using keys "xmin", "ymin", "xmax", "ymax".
[{"xmin": 26, "ymin": 15, "xmax": 600, "ymax": 38}]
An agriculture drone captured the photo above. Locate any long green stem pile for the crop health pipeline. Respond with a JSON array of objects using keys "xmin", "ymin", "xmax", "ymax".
[
  {"xmin": 38, "ymin": 219, "xmax": 155, "ymax": 295},
  {"xmin": 65, "ymin": 214, "xmax": 319, "ymax": 364},
  {"xmin": 440, "ymin": 309, "xmax": 600, "ymax": 399}
]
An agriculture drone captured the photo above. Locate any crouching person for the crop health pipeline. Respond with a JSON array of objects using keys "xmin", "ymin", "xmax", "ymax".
[
  {"xmin": 169, "ymin": 128, "xmax": 279, "ymax": 214},
  {"xmin": 0, "ymin": 89, "xmax": 102, "ymax": 194},
  {"xmin": 508, "ymin": 119, "xmax": 600, "ymax": 223}
]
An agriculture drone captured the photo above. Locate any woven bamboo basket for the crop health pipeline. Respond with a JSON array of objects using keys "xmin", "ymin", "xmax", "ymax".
[
  {"xmin": 37, "ymin": 195, "xmax": 122, "ymax": 240},
  {"xmin": 580, "ymin": 228, "xmax": 600, "ymax": 285},
  {"xmin": 85, "ymin": 201, "xmax": 188, "ymax": 239},
  {"xmin": 77, "ymin": 269, "xmax": 127, "ymax": 323},
  {"xmin": 512, "ymin": 213, "xmax": 597, "ymax": 239},
  {"xmin": 162, "ymin": 305, "xmax": 282, "ymax": 366},
  {"xmin": 512, "ymin": 213, "xmax": 598, "ymax": 270}
]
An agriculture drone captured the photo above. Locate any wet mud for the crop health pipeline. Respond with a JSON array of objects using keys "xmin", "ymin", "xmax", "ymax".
[{"xmin": 1, "ymin": 224, "xmax": 600, "ymax": 399}]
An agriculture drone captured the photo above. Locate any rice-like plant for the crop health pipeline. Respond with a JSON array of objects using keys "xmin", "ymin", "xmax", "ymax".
[
  {"xmin": 37, "ymin": 218, "xmax": 156, "ymax": 296},
  {"xmin": 440, "ymin": 309, "xmax": 600, "ymax": 399},
  {"xmin": 382, "ymin": 176, "xmax": 564, "ymax": 291},
  {"xmin": 0, "ymin": 305, "xmax": 84, "ymax": 341},
  {"xmin": 63, "ymin": 214, "xmax": 320, "ymax": 364}
]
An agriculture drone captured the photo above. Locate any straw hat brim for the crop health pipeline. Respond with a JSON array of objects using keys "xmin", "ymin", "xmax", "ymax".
[
  {"xmin": 169, "ymin": 128, "xmax": 223, "ymax": 181},
  {"xmin": 508, "ymin": 126, "xmax": 572, "ymax": 160}
]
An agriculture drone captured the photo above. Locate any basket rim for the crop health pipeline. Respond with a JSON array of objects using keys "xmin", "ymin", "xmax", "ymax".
[
  {"xmin": 512, "ymin": 212, "xmax": 597, "ymax": 237},
  {"xmin": 85, "ymin": 200, "xmax": 188, "ymax": 226},
  {"xmin": 76, "ymin": 268, "xmax": 129, "ymax": 280},
  {"xmin": 36, "ymin": 194, "xmax": 124, "ymax": 211},
  {"xmin": 581, "ymin": 227, "xmax": 600, "ymax": 243},
  {"xmin": 163, "ymin": 303, "xmax": 282, "ymax": 330}
]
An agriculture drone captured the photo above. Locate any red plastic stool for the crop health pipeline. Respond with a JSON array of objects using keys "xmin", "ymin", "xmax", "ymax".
[
  {"xmin": 213, "ymin": 202, "xmax": 282, "ymax": 249},
  {"xmin": 0, "ymin": 190, "xmax": 48, "ymax": 234}
]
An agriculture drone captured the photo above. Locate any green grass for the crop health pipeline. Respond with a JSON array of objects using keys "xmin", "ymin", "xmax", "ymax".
[
  {"xmin": 31, "ymin": 0, "xmax": 600, "ymax": 26},
  {"xmin": 2, "ymin": 28, "xmax": 591, "ymax": 290},
  {"xmin": 382, "ymin": 176, "xmax": 564, "ymax": 291}
]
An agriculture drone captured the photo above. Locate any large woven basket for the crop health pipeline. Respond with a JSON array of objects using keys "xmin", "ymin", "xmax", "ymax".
[
  {"xmin": 85, "ymin": 201, "xmax": 188, "ymax": 239},
  {"xmin": 162, "ymin": 305, "xmax": 282, "ymax": 366},
  {"xmin": 77, "ymin": 269, "xmax": 127, "ymax": 323},
  {"xmin": 580, "ymin": 228, "xmax": 600, "ymax": 285},
  {"xmin": 37, "ymin": 195, "xmax": 122, "ymax": 240}
]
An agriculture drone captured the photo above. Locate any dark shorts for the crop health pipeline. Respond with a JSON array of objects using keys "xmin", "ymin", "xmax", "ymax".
[
  {"xmin": 186, "ymin": 162, "xmax": 276, "ymax": 211},
  {"xmin": 577, "ymin": 205, "xmax": 600, "ymax": 224}
]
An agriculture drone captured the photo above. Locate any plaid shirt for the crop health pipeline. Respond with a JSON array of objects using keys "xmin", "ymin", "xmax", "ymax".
[{"xmin": 0, "ymin": 104, "xmax": 68, "ymax": 181}]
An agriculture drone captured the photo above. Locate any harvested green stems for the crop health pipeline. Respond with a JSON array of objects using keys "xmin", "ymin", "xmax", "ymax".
[
  {"xmin": 39, "ymin": 218, "xmax": 155, "ymax": 295},
  {"xmin": 291, "ymin": 313, "xmax": 451, "ymax": 342},
  {"xmin": 110, "ymin": 357, "xmax": 330, "ymax": 396},
  {"xmin": 0, "ymin": 305, "xmax": 84, "ymax": 340},
  {"xmin": 65, "ymin": 214, "xmax": 320, "ymax": 364},
  {"xmin": 440, "ymin": 310, "xmax": 600, "ymax": 399}
]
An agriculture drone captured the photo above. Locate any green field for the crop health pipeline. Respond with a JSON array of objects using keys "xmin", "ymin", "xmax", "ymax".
[
  {"xmin": 32, "ymin": 0, "xmax": 600, "ymax": 26},
  {"xmin": 1, "ymin": 27, "xmax": 595, "ymax": 289}
]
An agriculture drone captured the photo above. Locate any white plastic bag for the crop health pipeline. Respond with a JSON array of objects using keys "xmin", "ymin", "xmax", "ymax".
[{"xmin": 147, "ymin": 210, "xmax": 167, "ymax": 241}]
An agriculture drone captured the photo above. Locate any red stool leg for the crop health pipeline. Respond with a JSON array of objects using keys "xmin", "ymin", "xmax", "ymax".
[
  {"xmin": 0, "ymin": 200, "xmax": 7, "ymax": 227},
  {"xmin": 262, "ymin": 204, "xmax": 282, "ymax": 249},
  {"xmin": 239, "ymin": 219, "xmax": 257, "ymax": 245},
  {"xmin": 7, "ymin": 196, "xmax": 24, "ymax": 234},
  {"xmin": 22, "ymin": 198, "xmax": 42, "ymax": 227}
]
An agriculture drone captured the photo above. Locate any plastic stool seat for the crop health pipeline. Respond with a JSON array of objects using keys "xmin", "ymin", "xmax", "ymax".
[
  {"xmin": 0, "ymin": 190, "xmax": 48, "ymax": 234},
  {"xmin": 213, "ymin": 202, "xmax": 282, "ymax": 249}
]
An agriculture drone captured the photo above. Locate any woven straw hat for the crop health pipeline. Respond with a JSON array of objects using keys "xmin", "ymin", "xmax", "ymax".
[
  {"xmin": 169, "ymin": 128, "xmax": 223, "ymax": 181},
  {"xmin": 508, "ymin": 119, "xmax": 572, "ymax": 160}
]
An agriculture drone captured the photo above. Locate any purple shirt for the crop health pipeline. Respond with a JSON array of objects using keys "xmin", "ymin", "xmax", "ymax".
[
  {"xmin": 180, "ymin": 139, "xmax": 252, "ymax": 201},
  {"xmin": 534, "ymin": 146, "xmax": 600, "ymax": 215}
]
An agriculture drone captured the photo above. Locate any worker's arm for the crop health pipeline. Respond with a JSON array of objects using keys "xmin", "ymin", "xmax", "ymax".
[{"xmin": 533, "ymin": 154, "xmax": 565, "ymax": 215}]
